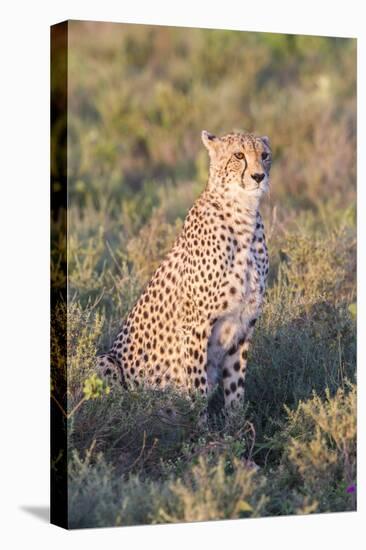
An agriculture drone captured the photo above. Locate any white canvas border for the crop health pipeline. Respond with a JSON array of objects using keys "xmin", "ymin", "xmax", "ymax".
[{"xmin": 0, "ymin": 1, "xmax": 363, "ymax": 548}]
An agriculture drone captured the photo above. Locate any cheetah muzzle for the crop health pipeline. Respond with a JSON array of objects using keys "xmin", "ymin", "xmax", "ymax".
[{"xmin": 96, "ymin": 130, "xmax": 271, "ymax": 411}]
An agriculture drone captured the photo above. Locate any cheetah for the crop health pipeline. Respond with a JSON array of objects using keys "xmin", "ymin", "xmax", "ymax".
[{"xmin": 96, "ymin": 130, "xmax": 271, "ymax": 409}]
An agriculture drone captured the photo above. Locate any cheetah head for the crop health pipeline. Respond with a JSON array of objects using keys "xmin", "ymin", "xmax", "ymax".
[{"xmin": 201, "ymin": 131, "xmax": 272, "ymax": 197}]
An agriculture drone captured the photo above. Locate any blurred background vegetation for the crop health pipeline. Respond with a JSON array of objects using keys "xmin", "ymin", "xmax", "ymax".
[{"xmin": 51, "ymin": 21, "xmax": 356, "ymax": 528}]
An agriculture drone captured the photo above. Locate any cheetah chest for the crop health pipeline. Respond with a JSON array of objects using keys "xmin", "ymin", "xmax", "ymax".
[{"xmin": 206, "ymin": 219, "xmax": 268, "ymax": 380}]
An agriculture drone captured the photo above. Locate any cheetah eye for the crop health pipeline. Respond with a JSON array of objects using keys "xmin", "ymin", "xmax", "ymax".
[
  {"xmin": 261, "ymin": 152, "xmax": 269, "ymax": 160},
  {"xmin": 234, "ymin": 152, "xmax": 244, "ymax": 160}
]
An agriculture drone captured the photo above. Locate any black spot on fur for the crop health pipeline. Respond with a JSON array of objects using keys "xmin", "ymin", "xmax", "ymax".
[{"xmin": 238, "ymin": 377, "xmax": 245, "ymax": 388}]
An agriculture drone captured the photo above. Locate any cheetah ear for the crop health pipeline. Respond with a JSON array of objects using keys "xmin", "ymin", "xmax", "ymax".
[
  {"xmin": 261, "ymin": 136, "xmax": 271, "ymax": 149},
  {"xmin": 201, "ymin": 130, "xmax": 220, "ymax": 154}
]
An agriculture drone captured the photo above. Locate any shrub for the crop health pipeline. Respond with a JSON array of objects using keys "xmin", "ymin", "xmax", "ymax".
[
  {"xmin": 68, "ymin": 448, "xmax": 267, "ymax": 528},
  {"xmin": 155, "ymin": 456, "xmax": 267, "ymax": 524},
  {"xmin": 285, "ymin": 383, "xmax": 356, "ymax": 512},
  {"xmin": 66, "ymin": 302, "xmax": 104, "ymax": 402}
]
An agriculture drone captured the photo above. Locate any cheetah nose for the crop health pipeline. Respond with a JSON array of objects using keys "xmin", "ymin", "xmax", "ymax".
[{"xmin": 251, "ymin": 173, "xmax": 265, "ymax": 184}]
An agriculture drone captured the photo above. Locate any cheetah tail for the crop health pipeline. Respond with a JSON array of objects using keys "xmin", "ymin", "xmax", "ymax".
[{"xmin": 95, "ymin": 352, "xmax": 125, "ymax": 387}]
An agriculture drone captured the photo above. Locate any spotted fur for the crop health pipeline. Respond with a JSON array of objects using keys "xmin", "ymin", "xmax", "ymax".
[{"xmin": 96, "ymin": 131, "xmax": 271, "ymax": 409}]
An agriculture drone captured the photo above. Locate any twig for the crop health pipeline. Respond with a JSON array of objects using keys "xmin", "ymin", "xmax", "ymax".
[
  {"xmin": 51, "ymin": 393, "xmax": 87, "ymax": 420},
  {"xmin": 127, "ymin": 430, "xmax": 147, "ymax": 471},
  {"xmin": 106, "ymin": 240, "xmax": 124, "ymax": 276}
]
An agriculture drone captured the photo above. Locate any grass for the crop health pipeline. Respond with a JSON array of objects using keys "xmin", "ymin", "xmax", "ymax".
[{"xmin": 51, "ymin": 21, "xmax": 356, "ymax": 528}]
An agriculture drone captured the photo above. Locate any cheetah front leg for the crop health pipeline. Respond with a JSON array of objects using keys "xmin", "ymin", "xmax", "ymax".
[{"xmin": 222, "ymin": 336, "xmax": 252, "ymax": 409}]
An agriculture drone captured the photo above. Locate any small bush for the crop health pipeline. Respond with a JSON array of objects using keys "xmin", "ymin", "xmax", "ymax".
[
  {"xmin": 66, "ymin": 302, "xmax": 104, "ymax": 402},
  {"xmin": 155, "ymin": 456, "xmax": 267, "ymax": 524},
  {"xmin": 285, "ymin": 383, "xmax": 356, "ymax": 512},
  {"xmin": 68, "ymin": 448, "xmax": 267, "ymax": 528}
]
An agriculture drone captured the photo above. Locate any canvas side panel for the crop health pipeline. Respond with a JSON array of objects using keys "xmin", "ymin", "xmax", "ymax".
[{"xmin": 50, "ymin": 20, "xmax": 68, "ymax": 530}]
